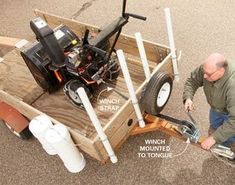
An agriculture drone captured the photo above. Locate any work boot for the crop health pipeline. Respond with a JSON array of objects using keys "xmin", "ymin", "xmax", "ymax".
[
  {"xmin": 211, "ymin": 144, "xmax": 235, "ymax": 167},
  {"xmin": 208, "ymin": 126, "xmax": 216, "ymax": 136}
]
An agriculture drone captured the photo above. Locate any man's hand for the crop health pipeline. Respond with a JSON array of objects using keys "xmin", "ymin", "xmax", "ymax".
[
  {"xmin": 201, "ymin": 136, "xmax": 216, "ymax": 150},
  {"xmin": 184, "ymin": 99, "xmax": 194, "ymax": 111}
]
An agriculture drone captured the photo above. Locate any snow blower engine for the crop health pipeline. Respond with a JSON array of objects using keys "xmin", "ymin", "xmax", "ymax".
[{"xmin": 20, "ymin": 0, "xmax": 146, "ymax": 107}]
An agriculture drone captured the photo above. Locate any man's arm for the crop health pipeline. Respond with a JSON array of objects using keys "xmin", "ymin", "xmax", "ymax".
[{"xmin": 182, "ymin": 65, "xmax": 204, "ymax": 103}]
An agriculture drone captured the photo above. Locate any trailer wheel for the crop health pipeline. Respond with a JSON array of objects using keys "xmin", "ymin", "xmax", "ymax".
[
  {"xmin": 4, "ymin": 121, "xmax": 32, "ymax": 139},
  {"xmin": 142, "ymin": 72, "xmax": 173, "ymax": 115}
]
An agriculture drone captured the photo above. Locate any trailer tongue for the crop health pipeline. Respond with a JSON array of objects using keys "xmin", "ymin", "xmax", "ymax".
[{"xmin": 157, "ymin": 112, "xmax": 201, "ymax": 143}]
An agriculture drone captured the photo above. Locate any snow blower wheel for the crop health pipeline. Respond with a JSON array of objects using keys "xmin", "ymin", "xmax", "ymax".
[
  {"xmin": 142, "ymin": 72, "xmax": 173, "ymax": 115},
  {"xmin": 64, "ymin": 79, "xmax": 92, "ymax": 107},
  {"xmin": 106, "ymin": 58, "xmax": 120, "ymax": 81}
]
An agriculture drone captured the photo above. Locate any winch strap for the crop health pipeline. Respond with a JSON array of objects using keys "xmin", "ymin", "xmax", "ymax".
[{"xmin": 157, "ymin": 114, "xmax": 184, "ymax": 125}]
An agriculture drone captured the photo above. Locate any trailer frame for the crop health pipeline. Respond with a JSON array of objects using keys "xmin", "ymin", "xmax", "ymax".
[{"xmin": 0, "ymin": 10, "xmax": 177, "ymax": 163}]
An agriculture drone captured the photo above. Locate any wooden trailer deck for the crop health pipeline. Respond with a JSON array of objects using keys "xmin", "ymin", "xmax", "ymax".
[{"xmin": 0, "ymin": 10, "xmax": 174, "ymax": 162}]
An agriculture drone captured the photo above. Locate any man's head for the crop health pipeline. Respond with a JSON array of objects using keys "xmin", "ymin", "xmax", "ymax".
[{"xmin": 203, "ymin": 53, "xmax": 227, "ymax": 82}]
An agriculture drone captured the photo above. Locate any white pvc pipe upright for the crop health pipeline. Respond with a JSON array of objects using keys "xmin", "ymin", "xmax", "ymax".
[
  {"xmin": 135, "ymin": 32, "xmax": 151, "ymax": 82},
  {"xmin": 76, "ymin": 87, "xmax": 118, "ymax": 164},
  {"xmin": 164, "ymin": 8, "xmax": 180, "ymax": 82},
  {"xmin": 45, "ymin": 124, "xmax": 86, "ymax": 173},
  {"xmin": 29, "ymin": 114, "xmax": 57, "ymax": 155},
  {"xmin": 116, "ymin": 49, "xmax": 145, "ymax": 128}
]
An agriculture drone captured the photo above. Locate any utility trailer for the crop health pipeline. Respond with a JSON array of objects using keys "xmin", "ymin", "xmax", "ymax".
[{"xmin": 0, "ymin": 10, "xmax": 178, "ymax": 163}]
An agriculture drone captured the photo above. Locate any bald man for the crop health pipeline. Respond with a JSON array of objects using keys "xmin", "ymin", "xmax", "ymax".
[{"xmin": 183, "ymin": 53, "xmax": 235, "ymax": 151}]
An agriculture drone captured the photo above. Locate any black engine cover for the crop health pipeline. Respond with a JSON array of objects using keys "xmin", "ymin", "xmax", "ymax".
[{"xmin": 21, "ymin": 24, "xmax": 79, "ymax": 92}]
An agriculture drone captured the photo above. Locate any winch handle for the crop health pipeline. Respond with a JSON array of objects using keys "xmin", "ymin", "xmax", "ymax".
[
  {"xmin": 123, "ymin": 13, "xmax": 147, "ymax": 21},
  {"xmin": 186, "ymin": 111, "xmax": 197, "ymax": 126},
  {"xmin": 82, "ymin": 29, "xmax": 90, "ymax": 46},
  {"xmin": 122, "ymin": 0, "xmax": 147, "ymax": 21}
]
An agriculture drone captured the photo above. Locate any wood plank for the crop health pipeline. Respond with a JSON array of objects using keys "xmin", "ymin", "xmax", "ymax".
[
  {"xmin": 94, "ymin": 110, "xmax": 139, "ymax": 162},
  {"xmin": 69, "ymin": 129, "xmax": 102, "ymax": 161},
  {"xmin": 115, "ymin": 36, "xmax": 169, "ymax": 63},
  {"xmin": 130, "ymin": 115, "xmax": 162, "ymax": 135},
  {"xmin": 125, "ymin": 53, "xmax": 156, "ymax": 69},
  {"xmin": 0, "ymin": 45, "xmax": 14, "ymax": 57},
  {"xmin": 0, "ymin": 36, "xmax": 21, "ymax": 47},
  {"xmin": 34, "ymin": 9, "xmax": 99, "ymax": 37},
  {"xmin": 0, "ymin": 89, "xmax": 102, "ymax": 161},
  {"xmin": 0, "ymin": 49, "xmax": 44, "ymax": 102}
]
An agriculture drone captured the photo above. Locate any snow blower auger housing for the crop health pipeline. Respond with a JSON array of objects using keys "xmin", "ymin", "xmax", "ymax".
[{"xmin": 20, "ymin": 0, "xmax": 146, "ymax": 107}]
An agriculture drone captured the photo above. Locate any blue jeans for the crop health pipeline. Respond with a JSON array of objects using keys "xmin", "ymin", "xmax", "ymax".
[{"xmin": 209, "ymin": 109, "xmax": 235, "ymax": 147}]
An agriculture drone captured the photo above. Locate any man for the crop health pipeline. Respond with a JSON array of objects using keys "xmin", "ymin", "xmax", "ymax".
[{"xmin": 183, "ymin": 53, "xmax": 235, "ymax": 151}]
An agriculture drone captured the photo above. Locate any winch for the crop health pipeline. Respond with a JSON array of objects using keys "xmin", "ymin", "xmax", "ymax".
[{"xmin": 157, "ymin": 111, "xmax": 201, "ymax": 143}]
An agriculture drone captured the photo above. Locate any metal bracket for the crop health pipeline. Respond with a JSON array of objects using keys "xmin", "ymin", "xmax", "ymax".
[{"xmin": 177, "ymin": 126, "xmax": 201, "ymax": 143}]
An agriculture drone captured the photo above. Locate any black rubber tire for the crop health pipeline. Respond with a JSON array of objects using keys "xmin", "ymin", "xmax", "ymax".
[
  {"xmin": 106, "ymin": 58, "xmax": 120, "ymax": 81},
  {"xmin": 4, "ymin": 121, "xmax": 32, "ymax": 140},
  {"xmin": 141, "ymin": 72, "xmax": 173, "ymax": 115},
  {"xmin": 64, "ymin": 79, "xmax": 92, "ymax": 107}
]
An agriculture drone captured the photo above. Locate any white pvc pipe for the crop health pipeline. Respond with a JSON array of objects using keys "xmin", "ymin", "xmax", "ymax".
[
  {"xmin": 164, "ymin": 8, "xmax": 180, "ymax": 82},
  {"xmin": 29, "ymin": 114, "xmax": 57, "ymax": 155},
  {"xmin": 135, "ymin": 32, "xmax": 151, "ymax": 81},
  {"xmin": 76, "ymin": 87, "xmax": 118, "ymax": 164},
  {"xmin": 45, "ymin": 124, "xmax": 86, "ymax": 173},
  {"xmin": 116, "ymin": 49, "xmax": 145, "ymax": 128}
]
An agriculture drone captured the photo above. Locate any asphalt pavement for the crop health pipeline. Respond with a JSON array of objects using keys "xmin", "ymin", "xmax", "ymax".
[{"xmin": 1, "ymin": 0, "xmax": 235, "ymax": 184}]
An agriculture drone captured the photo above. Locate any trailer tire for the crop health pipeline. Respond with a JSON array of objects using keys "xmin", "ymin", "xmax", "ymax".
[
  {"xmin": 142, "ymin": 72, "xmax": 173, "ymax": 115},
  {"xmin": 4, "ymin": 121, "xmax": 32, "ymax": 139}
]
